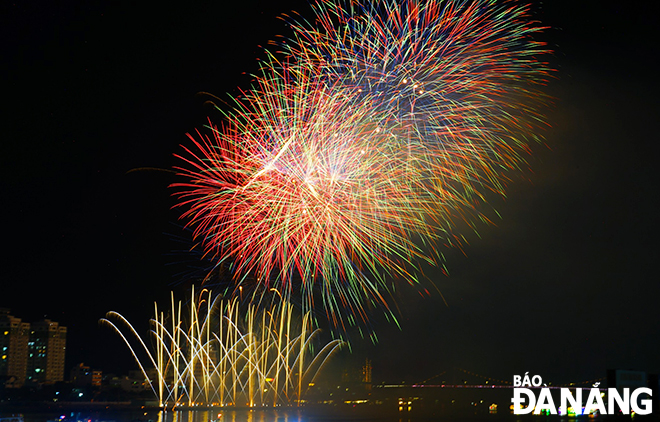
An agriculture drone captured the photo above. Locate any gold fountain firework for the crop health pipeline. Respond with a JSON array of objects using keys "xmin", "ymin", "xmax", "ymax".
[{"xmin": 101, "ymin": 287, "xmax": 344, "ymax": 408}]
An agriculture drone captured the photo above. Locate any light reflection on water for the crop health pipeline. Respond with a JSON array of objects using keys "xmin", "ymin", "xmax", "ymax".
[
  {"xmin": 21, "ymin": 409, "xmax": 307, "ymax": 422},
  {"xmin": 159, "ymin": 409, "xmax": 305, "ymax": 422},
  {"xmin": 18, "ymin": 409, "xmax": 522, "ymax": 422}
]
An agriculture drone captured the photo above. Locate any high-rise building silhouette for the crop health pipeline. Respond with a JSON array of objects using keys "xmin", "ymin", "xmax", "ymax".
[
  {"xmin": 0, "ymin": 309, "xmax": 30, "ymax": 387},
  {"xmin": 27, "ymin": 319, "xmax": 67, "ymax": 384},
  {"xmin": 0, "ymin": 310, "xmax": 67, "ymax": 386}
]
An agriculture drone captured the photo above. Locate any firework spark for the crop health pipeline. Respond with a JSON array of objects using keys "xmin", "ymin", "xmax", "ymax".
[
  {"xmin": 173, "ymin": 0, "xmax": 551, "ymax": 333},
  {"xmin": 174, "ymin": 67, "xmax": 439, "ymax": 331},
  {"xmin": 284, "ymin": 0, "xmax": 551, "ymax": 193},
  {"xmin": 102, "ymin": 287, "xmax": 343, "ymax": 407}
]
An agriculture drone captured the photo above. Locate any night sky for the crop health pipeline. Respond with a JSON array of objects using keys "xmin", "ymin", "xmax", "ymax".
[{"xmin": 2, "ymin": 0, "xmax": 659, "ymax": 385}]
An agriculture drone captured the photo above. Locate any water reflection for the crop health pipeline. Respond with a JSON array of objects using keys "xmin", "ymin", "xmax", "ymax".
[{"xmin": 158, "ymin": 409, "xmax": 304, "ymax": 422}]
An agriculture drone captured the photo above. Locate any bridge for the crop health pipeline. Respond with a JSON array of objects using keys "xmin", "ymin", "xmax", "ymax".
[{"xmin": 382, "ymin": 367, "xmax": 607, "ymax": 389}]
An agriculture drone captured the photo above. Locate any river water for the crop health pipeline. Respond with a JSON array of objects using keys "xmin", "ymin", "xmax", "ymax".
[
  {"xmin": 11, "ymin": 407, "xmax": 537, "ymax": 422},
  {"xmin": 18, "ymin": 410, "xmax": 312, "ymax": 422},
  {"xmin": 5, "ymin": 408, "xmax": 504, "ymax": 422}
]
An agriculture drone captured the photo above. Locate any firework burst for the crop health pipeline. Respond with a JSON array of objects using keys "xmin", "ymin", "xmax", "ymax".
[
  {"xmin": 174, "ymin": 66, "xmax": 442, "ymax": 331},
  {"xmin": 173, "ymin": 0, "xmax": 551, "ymax": 334},
  {"xmin": 284, "ymin": 0, "xmax": 551, "ymax": 194}
]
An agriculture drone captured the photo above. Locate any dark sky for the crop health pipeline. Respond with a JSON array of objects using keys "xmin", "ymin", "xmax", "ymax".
[{"xmin": 2, "ymin": 0, "xmax": 659, "ymax": 386}]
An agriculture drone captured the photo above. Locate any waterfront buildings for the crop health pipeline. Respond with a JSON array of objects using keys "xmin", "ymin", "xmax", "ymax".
[
  {"xmin": 0, "ymin": 309, "xmax": 66, "ymax": 387},
  {"xmin": 0, "ymin": 309, "xmax": 30, "ymax": 388},
  {"xmin": 70, "ymin": 362, "xmax": 102, "ymax": 387}
]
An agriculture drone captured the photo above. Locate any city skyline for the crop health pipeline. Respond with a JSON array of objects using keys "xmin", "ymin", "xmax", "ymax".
[{"xmin": 0, "ymin": 309, "xmax": 67, "ymax": 387}]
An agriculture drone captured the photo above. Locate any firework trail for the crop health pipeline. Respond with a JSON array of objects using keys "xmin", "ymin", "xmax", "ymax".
[
  {"xmin": 102, "ymin": 287, "xmax": 344, "ymax": 407},
  {"xmin": 173, "ymin": 0, "xmax": 551, "ymax": 334}
]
